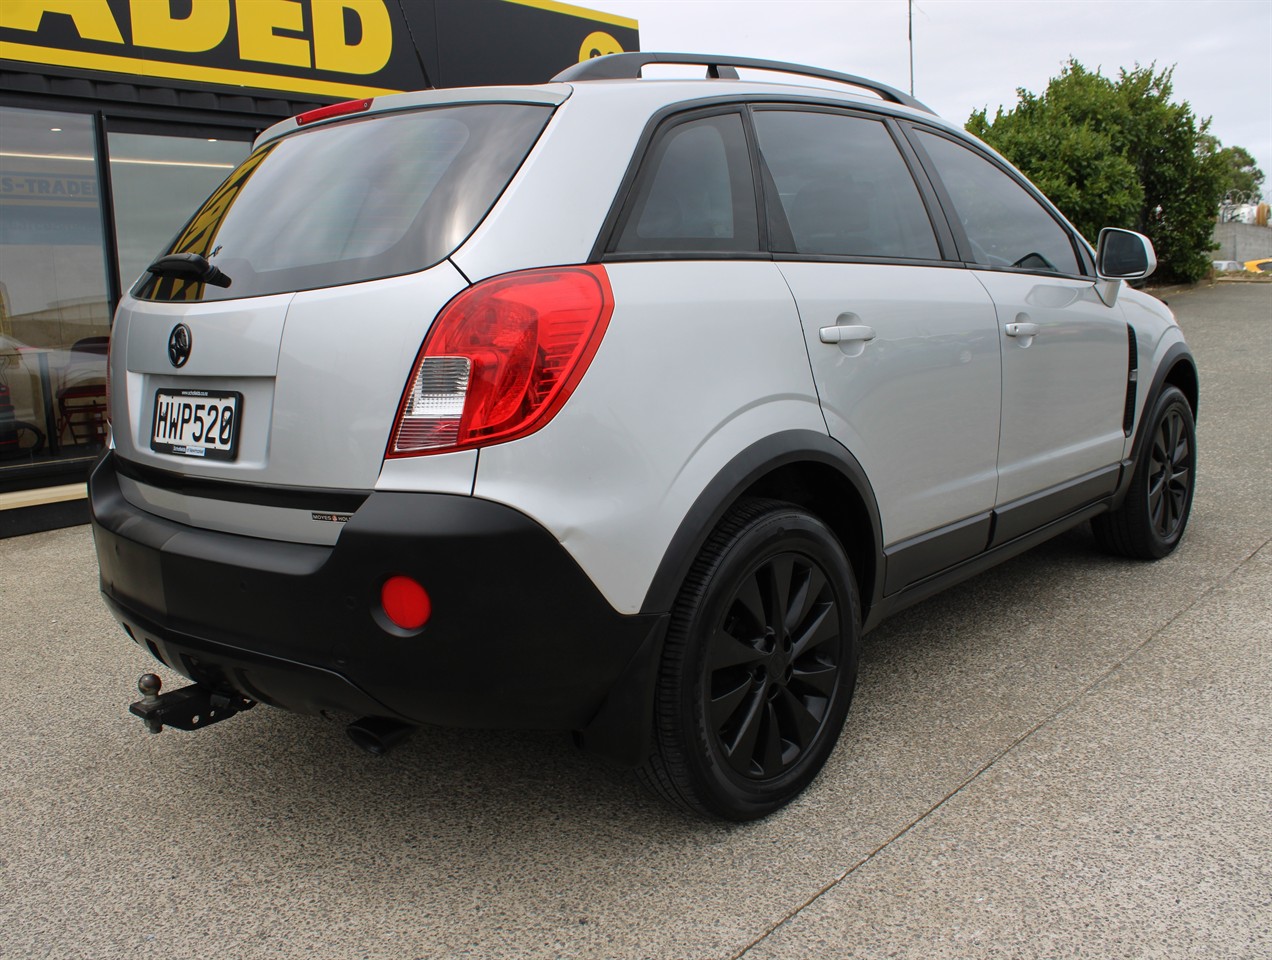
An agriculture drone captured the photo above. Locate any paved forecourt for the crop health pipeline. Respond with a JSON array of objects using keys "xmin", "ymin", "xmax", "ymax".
[{"xmin": 1, "ymin": 282, "xmax": 1268, "ymax": 960}]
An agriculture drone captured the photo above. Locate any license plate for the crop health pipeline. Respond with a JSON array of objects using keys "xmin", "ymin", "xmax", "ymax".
[{"xmin": 150, "ymin": 389, "xmax": 242, "ymax": 460}]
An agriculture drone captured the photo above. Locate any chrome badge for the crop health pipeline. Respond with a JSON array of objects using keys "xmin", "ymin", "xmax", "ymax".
[{"xmin": 168, "ymin": 323, "xmax": 192, "ymax": 368}]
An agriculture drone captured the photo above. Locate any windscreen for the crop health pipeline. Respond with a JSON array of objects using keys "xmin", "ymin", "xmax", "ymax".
[{"xmin": 134, "ymin": 103, "xmax": 552, "ymax": 302}]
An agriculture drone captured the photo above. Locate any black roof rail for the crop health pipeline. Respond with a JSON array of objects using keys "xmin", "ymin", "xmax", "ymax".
[{"xmin": 552, "ymin": 53, "xmax": 934, "ymax": 114}]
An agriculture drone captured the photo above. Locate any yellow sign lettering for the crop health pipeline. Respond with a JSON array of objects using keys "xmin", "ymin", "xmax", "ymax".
[
  {"xmin": 0, "ymin": 0, "xmax": 124, "ymax": 43},
  {"xmin": 312, "ymin": 0, "xmax": 391, "ymax": 75},
  {"xmin": 578, "ymin": 30, "xmax": 621, "ymax": 62},
  {"xmin": 236, "ymin": 0, "xmax": 310, "ymax": 68},
  {"xmin": 130, "ymin": 0, "xmax": 230, "ymax": 54}
]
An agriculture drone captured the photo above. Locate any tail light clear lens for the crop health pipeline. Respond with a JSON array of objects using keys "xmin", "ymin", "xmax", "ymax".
[
  {"xmin": 104, "ymin": 336, "xmax": 112, "ymax": 427},
  {"xmin": 389, "ymin": 265, "xmax": 613, "ymax": 456}
]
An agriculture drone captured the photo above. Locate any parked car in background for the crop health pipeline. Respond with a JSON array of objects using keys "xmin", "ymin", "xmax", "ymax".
[{"xmin": 90, "ymin": 54, "xmax": 1198, "ymax": 820}]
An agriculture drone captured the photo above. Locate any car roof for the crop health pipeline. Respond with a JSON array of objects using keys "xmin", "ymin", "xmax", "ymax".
[{"xmin": 256, "ymin": 54, "xmax": 965, "ymax": 149}]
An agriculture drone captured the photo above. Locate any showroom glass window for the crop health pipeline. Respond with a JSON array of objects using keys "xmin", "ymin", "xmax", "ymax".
[{"xmin": 0, "ymin": 106, "xmax": 111, "ymax": 470}]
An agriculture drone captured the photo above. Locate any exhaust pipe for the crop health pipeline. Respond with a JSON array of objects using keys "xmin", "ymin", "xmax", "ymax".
[{"xmin": 346, "ymin": 716, "xmax": 415, "ymax": 756}]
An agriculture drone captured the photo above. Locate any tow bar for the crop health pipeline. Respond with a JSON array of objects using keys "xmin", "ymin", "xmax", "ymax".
[{"xmin": 129, "ymin": 673, "xmax": 255, "ymax": 735}]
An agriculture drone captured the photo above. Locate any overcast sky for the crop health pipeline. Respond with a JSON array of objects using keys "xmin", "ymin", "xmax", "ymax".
[{"xmin": 583, "ymin": 0, "xmax": 1272, "ymax": 197}]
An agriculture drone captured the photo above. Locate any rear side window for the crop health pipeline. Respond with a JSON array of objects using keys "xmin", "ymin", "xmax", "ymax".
[
  {"xmin": 753, "ymin": 110, "xmax": 940, "ymax": 260},
  {"xmin": 136, "ymin": 103, "xmax": 552, "ymax": 302},
  {"xmin": 611, "ymin": 113, "xmax": 759, "ymax": 255},
  {"xmin": 915, "ymin": 130, "xmax": 1081, "ymax": 275}
]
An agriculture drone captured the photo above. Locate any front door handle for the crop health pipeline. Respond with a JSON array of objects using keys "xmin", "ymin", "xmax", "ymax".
[
  {"xmin": 819, "ymin": 324, "xmax": 876, "ymax": 345},
  {"xmin": 1004, "ymin": 322, "xmax": 1040, "ymax": 338}
]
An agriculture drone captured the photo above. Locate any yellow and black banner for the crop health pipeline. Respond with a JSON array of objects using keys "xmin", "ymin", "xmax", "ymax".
[{"xmin": 0, "ymin": 0, "xmax": 639, "ymax": 99}]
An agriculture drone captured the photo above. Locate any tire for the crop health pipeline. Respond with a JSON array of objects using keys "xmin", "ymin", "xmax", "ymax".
[
  {"xmin": 1092, "ymin": 385, "xmax": 1196, "ymax": 559},
  {"xmin": 639, "ymin": 499, "xmax": 861, "ymax": 820}
]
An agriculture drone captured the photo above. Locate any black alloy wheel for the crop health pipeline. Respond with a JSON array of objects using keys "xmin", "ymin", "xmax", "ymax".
[
  {"xmin": 707, "ymin": 549, "xmax": 842, "ymax": 780},
  {"xmin": 1092, "ymin": 384, "xmax": 1196, "ymax": 560},
  {"xmin": 640, "ymin": 499, "xmax": 860, "ymax": 820},
  {"xmin": 1146, "ymin": 402, "xmax": 1192, "ymax": 542}
]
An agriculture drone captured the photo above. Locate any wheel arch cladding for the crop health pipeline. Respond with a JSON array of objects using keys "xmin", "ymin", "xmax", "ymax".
[
  {"xmin": 640, "ymin": 430, "xmax": 882, "ymax": 624},
  {"xmin": 1135, "ymin": 345, "xmax": 1198, "ymax": 460},
  {"xmin": 1164, "ymin": 354, "xmax": 1199, "ymax": 422}
]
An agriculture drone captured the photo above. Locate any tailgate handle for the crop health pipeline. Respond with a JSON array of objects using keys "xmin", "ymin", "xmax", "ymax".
[{"xmin": 819, "ymin": 324, "xmax": 876, "ymax": 345}]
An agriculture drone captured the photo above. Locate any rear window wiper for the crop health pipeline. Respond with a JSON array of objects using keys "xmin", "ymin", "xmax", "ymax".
[{"xmin": 146, "ymin": 253, "xmax": 232, "ymax": 288}]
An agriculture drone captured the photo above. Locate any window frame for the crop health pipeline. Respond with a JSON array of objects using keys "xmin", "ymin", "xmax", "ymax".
[
  {"xmin": 597, "ymin": 96, "xmax": 991, "ymax": 270},
  {"xmin": 901, "ymin": 123, "xmax": 1095, "ymax": 279}
]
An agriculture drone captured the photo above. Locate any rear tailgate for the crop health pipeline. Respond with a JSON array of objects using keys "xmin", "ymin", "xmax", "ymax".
[{"xmin": 110, "ymin": 263, "xmax": 469, "ymax": 539}]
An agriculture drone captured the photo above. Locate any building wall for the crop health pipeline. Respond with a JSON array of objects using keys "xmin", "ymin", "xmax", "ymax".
[{"xmin": 1213, "ymin": 222, "xmax": 1272, "ymax": 262}]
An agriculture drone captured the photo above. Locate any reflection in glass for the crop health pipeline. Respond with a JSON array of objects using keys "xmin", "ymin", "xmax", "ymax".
[
  {"xmin": 108, "ymin": 132, "xmax": 249, "ymax": 292},
  {"xmin": 0, "ymin": 106, "xmax": 110, "ymax": 469}
]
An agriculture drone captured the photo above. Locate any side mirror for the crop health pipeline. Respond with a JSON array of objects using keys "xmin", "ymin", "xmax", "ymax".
[{"xmin": 1096, "ymin": 228, "xmax": 1157, "ymax": 281}]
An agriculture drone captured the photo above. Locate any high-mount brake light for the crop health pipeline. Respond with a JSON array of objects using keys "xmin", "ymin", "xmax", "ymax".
[
  {"xmin": 295, "ymin": 98, "xmax": 373, "ymax": 125},
  {"xmin": 389, "ymin": 265, "xmax": 614, "ymax": 456}
]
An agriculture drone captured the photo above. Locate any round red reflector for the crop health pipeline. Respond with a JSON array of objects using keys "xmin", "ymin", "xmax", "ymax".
[{"xmin": 381, "ymin": 576, "xmax": 431, "ymax": 630}]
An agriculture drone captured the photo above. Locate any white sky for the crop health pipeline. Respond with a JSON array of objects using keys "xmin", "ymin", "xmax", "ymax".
[{"xmin": 583, "ymin": 0, "xmax": 1272, "ymax": 197}]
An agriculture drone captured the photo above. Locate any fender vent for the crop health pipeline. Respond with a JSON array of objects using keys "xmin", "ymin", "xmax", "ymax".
[{"xmin": 1123, "ymin": 324, "xmax": 1138, "ymax": 436}]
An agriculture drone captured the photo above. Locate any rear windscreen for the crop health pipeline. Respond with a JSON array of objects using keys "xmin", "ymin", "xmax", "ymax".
[{"xmin": 135, "ymin": 103, "xmax": 553, "ymax": 302}]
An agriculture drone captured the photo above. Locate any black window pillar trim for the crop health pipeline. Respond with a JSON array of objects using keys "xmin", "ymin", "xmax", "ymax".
[
  {"xmin": 882, "ymin": 115, "xmax": 961, "ymax": 262},
  {"xmin": 738, "ymin": 105, "xmax": 773, "ymax": 254},
  {"xmin": 899, "ymin": 123, "xmax": 977, "ymax": 264},
  {"xmin": 92, "ymin": 110, "xmax": 124, "ymax": 315}
]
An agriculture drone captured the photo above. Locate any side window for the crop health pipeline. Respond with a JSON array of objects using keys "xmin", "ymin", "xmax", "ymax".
[
  {"xmin": 915, "ymin": 130, "xmax": 1081, "ymax": 275},
  {"xmin": 612, "ymin": 113, "xmax": 759, "ymax": 254},
  {"xmin": 753, "ymin": 110, "xmax": 940, "ymax": 260}
]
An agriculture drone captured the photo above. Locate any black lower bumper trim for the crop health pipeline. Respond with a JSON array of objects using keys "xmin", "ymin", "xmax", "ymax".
[{"xmin": 91, "ymin": 452, "xmax": 663, "ymax": 742}]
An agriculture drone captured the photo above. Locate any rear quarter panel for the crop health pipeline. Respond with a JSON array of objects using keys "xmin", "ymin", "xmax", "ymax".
[{"xmin": 471, "ymin": 261, "xmax": 825, "ymax": 615}]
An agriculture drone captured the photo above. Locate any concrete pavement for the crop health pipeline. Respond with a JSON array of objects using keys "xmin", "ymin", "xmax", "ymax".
[{"xmin": 1, "ymin": 282, "xmax": 1268, "ymax": 959}]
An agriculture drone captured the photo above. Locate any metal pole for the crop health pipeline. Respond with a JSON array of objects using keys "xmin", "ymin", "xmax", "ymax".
[{"xmin": 909, "ymin": 0, "xmax": 915, "ymax": 97}]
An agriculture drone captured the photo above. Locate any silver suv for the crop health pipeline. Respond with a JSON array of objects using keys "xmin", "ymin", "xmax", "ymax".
[{"xmin": 91, "ymin": 54, "xmax": 1198, "ymax": 820}]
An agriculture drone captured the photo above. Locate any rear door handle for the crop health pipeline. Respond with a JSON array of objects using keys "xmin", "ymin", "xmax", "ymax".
[
  {"xmin": 1004, "ymin": 322, "xmax": 1040, "ymax": 338},
  {"xmin": 819, "ymin": 324, "xmax": 876, "ymax": 345}
]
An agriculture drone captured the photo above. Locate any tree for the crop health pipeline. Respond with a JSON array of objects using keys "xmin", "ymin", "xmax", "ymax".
[
  {"xmin": 1210, "ymin": 143, "xmax": 1265, "ymax": 201},
  {"xmin": 968, "ymin": 60, "xmax": 1227, "ymax": 284}
]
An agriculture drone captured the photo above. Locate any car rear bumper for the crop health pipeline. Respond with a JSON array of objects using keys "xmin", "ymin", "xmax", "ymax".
[{"xmin": 90, "ymin": 452, "xmax": 665, "ymax": 753}]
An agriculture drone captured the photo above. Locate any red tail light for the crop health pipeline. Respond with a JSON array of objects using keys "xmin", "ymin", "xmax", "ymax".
[{"xmin": 389, "ymin": 265, "xmax": 614, "ymax": 456}]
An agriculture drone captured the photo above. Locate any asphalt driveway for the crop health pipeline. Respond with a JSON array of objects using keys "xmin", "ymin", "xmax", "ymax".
[{"xmin": 1, "ymin": 282, "xmax": 1268, "ymax": 960}]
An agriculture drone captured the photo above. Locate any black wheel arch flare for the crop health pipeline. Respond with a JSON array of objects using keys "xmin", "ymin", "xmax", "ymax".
[
  {"xmin": 639, "ymin": 430, "xmax": 884, "ymax": 625},
  {"xmin": 1114, "ymin": 342, "xmax": 1199, "ymax": 506}
]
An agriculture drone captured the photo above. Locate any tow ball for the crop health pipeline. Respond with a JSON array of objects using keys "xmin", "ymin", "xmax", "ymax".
[{"xmin": 129, "ymin": 673, "xmax": 255, "ymax": 735}]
